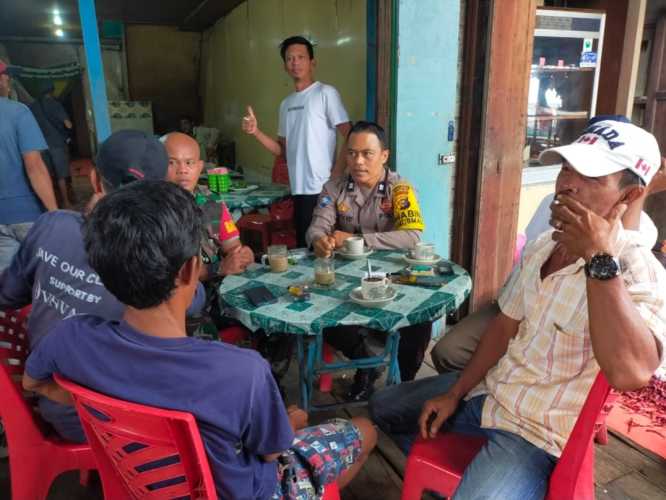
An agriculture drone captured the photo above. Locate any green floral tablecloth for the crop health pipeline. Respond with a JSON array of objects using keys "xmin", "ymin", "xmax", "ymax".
[
  {"xmin": 218, "ymin": 251, "xmax": 472, "ymax": 335},
  {"xmin": 206, "ymin": 184, "xmax": 290, "ymax": 211}
]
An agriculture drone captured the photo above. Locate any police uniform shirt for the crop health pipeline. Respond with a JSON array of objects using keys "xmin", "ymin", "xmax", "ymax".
[{"xmin": 306, "ymin": 169, "xmax": 422, "ymax": 250}]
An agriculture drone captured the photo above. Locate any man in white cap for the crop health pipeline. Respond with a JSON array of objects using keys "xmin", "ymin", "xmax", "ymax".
[{"xmin": 369, "ymin": 120, "xmax": 666, "ymax": 498}]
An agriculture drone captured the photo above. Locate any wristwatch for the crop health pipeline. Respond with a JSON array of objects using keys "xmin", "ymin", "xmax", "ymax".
[{"xmin": 584, "ymin": 253, "xmax": 620, "ymax": 280}]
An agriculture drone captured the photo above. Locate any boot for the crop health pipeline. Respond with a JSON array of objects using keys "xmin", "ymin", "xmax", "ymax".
[{"xmin": 346, "ymin": 367, "xmax": 382, "ymax": 402}]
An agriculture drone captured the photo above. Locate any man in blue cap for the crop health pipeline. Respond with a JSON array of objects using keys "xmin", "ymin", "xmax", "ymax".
[{"xmin": 0, "ymin": 129, "xmax": 205, "ymax": 442}]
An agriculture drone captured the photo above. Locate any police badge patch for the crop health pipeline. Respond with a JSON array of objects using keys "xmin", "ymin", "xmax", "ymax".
[{"xmin": 319, "ymin": 195, "xmax": 333, "ymax": 208}]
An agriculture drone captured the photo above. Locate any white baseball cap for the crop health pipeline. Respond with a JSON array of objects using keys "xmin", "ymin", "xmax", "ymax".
[{"xmin": 539, "ymin": 120, "xmax": 661, "ymax": 186}]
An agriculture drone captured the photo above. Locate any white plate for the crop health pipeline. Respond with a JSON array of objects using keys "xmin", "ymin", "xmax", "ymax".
[
  {"xmin": 349, "ymin": 286, "xmax": 397, "ymax": 308},
  {"xmin": 402, "ymin": 254, "xmax": 442, "ymax": 266},
  {"xmin": 337, "ymin": 248, "xmax": 373, "ymax": 260},
  {"xmin": 229, "ymin": 184, "xmax": 259, "ymax": 193}
]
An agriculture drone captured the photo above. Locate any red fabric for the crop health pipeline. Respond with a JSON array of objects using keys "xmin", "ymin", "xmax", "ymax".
[
  {"xmin": 0, "ymin": 307, "xmax": 95, "ymax": 500},
  {"xmin": 218, "ymin": 326, "xmax": 249, "ymax": 345},
  {"xmin": 55, "ymin": 374, "xmax": 218, "ymax": 499},
  {"xmin": 401, "ymin": 372, "xmax": 611, "ymax": 500},
  {"xmin": 271, "ymin": 155, "xmax": 290, "ymax": 186},
  {"xmin": 218, "ymin": 202, "xmax": 240, "ymax": 242}
]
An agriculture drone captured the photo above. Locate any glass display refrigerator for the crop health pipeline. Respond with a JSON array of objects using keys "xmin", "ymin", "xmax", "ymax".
[{"xmin": 525, "ymin": 8, "xmax": 606, "ymax": 167}]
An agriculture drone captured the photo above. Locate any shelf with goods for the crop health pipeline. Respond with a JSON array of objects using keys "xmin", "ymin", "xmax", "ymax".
[{"xmin": 524, "ymin": 8, "xmax": 605, "ymax": 168}]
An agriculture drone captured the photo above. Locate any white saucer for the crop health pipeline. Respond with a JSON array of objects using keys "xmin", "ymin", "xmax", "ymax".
[
  {"xmin": 349, "ymin": 286, "xmax": 397, "ymax": 308},
  {"xmin": 229, "ymin": 184, "xmax": 259, "ymax": 193},
  {"xmin": 337, "ymin": 248, "xmax": 373, "ymax": 260},
  {"xmin": 402, "ymin": 254, "xmax": 442, "ymax": 266}
]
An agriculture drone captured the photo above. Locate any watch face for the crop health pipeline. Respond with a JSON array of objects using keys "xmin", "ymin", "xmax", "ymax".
[{"xmin": 587, "ymin": 254, "xmax": 620, "ymax": 280}]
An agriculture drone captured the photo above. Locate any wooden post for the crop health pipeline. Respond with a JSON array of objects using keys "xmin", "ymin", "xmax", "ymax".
[
  {"xmin": 469, "ymin": 0, "xmax": 537, "ymax": 311},
  {"xmin": 616, "ymin": 0, "xmax": 647, "ymax": 116}
]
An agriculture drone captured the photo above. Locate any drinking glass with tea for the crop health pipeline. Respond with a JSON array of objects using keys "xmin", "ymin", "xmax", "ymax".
[
  {"xmin": 261, "ymin": 245, "xmax": 289, "ymax": 273},
  {"xmin": 314, "ymin": 257, "xmax": 336, "ymax": 287}
]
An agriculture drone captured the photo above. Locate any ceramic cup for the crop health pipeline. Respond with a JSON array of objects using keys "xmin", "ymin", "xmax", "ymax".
[
  {"xmin": 412, "ymin": 242, "xmax": 435, "ymax": 260},
  {"xmin": 361, "ymin": 274, "xmax": 390, "ymax": 300},
  {"xmin": 344, "ymin": 236, "xmax": 365, "ymax": 255},
  {"xmin": 261, "ymin": 244, "xmax": 288, "ymax": 272}
]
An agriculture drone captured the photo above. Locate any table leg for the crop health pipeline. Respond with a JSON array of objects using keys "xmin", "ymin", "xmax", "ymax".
[
  {"xmin": 304, "ymin": 337, "xmax": 317, "ymax": 411},
  {"xmin": 386, "ymin": 330, "xmax": 402, "ymax": 385},
  {"xmin": 296, "ymin": 335, "xmax": 309, "ymax": 412}
]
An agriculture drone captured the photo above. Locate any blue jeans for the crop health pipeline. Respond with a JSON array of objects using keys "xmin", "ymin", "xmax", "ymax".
[
  {"xmin": 0, "ymin": 222, "xmax": 33, "ymax": 273},
  {"xmin": 369, "ymin": 373, "xmax": 557, "ymax": 500}
]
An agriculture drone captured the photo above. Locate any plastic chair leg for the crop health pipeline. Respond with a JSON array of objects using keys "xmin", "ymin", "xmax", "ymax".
[
  {"xmin": 79, "ymin": 469, "xmax": 91, "ymax": 486},
  {"xmin": 319, "ymin": 343, "xmax": 334, "ymax": 393},
  {"xmin": 11, "ymin": 455, "xmax": 56, "ymax": 500}
]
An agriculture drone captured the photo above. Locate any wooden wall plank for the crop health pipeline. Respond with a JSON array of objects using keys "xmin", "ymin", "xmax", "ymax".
[{"xmin": 469, "ymin": 0, "xmax": 537, "ymax": 310}]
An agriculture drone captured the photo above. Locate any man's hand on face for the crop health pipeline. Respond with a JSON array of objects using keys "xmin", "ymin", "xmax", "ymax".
[
  {"xmin": 332, "ymin": 230, "xmax": 354, "ymax": 249},
  {"xmin": 313, "ymin": 235, "xmax": 336, "ymax": 258},
  {"xmin": 219, "ymin": 246, "xmax": 248, "ymax": 276},
  {"xmin": 241, "ymin": 105, "xmax": 258, "ymax": 135},
  {"xmin": 550, "ymin": 193, "xmax": 627, "ymax": 261},
  {"xmin": 418, "ymin": 392, "xmax": 461, "ymax": 440}
]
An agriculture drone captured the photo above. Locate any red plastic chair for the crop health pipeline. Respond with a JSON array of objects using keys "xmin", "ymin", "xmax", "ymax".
[
  {"xmin": 238, "ymin": 212, "xmax": 272, "ymax": 255},
  {"xmin": 218, "ymin": 325, "xmax": 251, "ymax": 346},
  {"xmin": 401, "ymin": 372, "xmax": 611, "ymax": 500},
  {"xmin": 54, "ymin": 374, "xmax": 218, "ymax": 499},
  {"xmin": 55, "ymin": 374, "xmax": 342, "ymax": 500},
  {"xmin": 0, "ymin": 307, "xmax": 95, "ymax": 500}
]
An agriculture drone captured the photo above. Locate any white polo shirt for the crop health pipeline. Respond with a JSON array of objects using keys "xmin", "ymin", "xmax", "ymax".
[{"xmin": 278, "ymin": 82, "xmax": 349, "ymax": 195}]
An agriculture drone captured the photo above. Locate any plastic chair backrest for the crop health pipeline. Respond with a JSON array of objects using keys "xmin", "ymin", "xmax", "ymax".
[
  {"xmin": 402, "ymin": 371, "xmax": 612, "ymax": 500},
  {"xmin": 55, "ymin": 374, "xmax": 217, "ymax": 500},
  {"xmin": 545, "ymin": 371, "xmax": 611, "ymax": 499},
  {"xmin": 0, "ymin": 307, "xmax": 46, "ymax": 443}
]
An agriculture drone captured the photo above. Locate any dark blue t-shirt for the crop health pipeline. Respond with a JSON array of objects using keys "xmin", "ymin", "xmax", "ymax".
[
  {"xmin": 0, "ymin": 97, "xmax": 48, "ymax": 224},
  {"xmin": 26, "ymin": 315, "xmax": 294, "ymax": 499},
  {"xmin": 0, "ymin": 210, "xmax": 205, "ymax": 348}
]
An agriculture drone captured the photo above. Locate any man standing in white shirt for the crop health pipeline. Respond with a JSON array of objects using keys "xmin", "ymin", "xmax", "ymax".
[{"xmin": 242, "ymin": 35, "xmax": 352, "ymax": 247}]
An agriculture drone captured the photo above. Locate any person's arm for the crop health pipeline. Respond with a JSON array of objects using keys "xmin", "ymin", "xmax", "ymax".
[
  {"xmin": 306, "ymin": 187, "xmax": 339, "ymax": 250},
  {"xmin": 242, "ymin": 105, "xmax": 283, "ymax": 156},
  {"xmin": 331, "ymin": 121, "xmax": 352, "ymax": 179},
  {"xmin": 22, "ymin": 373, "xmax": 73, "ymax": 405},
  {"xmin": 552, "ymin": 194, "xmax": 662, "ymax": 390},
  {"xmin": 362, "ymin": 229, "xmax": 421, "ymax": 250},
  {"xmin": 586, "ymin": 278, "xmax": 661, "ymax": 390},
  {"xmin": 418, "ymin": 312, "xmax": 520, "ymax": 438},
  {"xmin": 360, "ymin": 179, "xmax": 423, "ymax": 249},
  {"xmin": 22, "ymin": 323, "xmax": 73, "ymax": 405},
  {"xmin": 23, "ymin": 151, "xmax": 57, "ymax": 211}
]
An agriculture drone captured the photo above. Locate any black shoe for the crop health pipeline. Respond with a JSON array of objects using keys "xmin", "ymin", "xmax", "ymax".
[{"xmin": 345, "ymin": 368, "xmax": 381, "ymax": 402}]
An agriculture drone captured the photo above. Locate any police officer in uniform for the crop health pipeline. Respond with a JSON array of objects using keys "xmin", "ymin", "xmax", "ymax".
[{"xmin": 306, "ymin": 121, "xmax": 433, "ymax": 400}]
